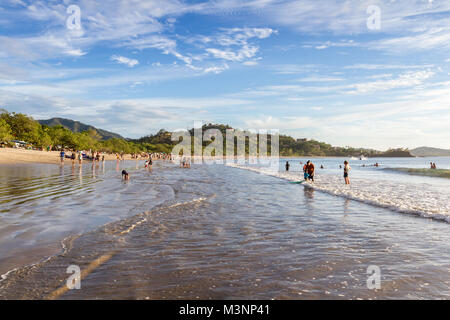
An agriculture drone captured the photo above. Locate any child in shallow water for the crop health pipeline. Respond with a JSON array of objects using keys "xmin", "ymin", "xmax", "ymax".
[{"xmin": 122, "ymin": 170, "xmax": 129, "ymax": 180}]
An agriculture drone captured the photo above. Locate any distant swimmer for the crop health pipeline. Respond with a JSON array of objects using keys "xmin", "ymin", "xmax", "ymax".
[
  {"xmin": 122, "ymin": 170, "xmax": 129, "ymax": 180},
  {"xmin": 344, "ymin": 161, "xmax": 351, "ymax": 185},
  {"xmin": 285, "ymin": 161, "xmax": 290, "ymax": 172},
  {"xmin": 320, "ymin": 165, "xmax": 324, "ymax": 169}
]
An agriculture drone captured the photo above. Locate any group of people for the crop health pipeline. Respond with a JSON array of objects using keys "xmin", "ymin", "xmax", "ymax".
[
  {"xmin": 180, "ymin": 157, "xmax": 191, "ymax": 168},
  {"xmin": 60, "ymin": 150, "xmax": 105, "ymax": 165},
  {"xmin": 430, "ymin": 162, "xmax": 437, "ymax": 169},
  {"xmin": 285, "ymin": 160, "xmax": 352, "ymax": 184}
]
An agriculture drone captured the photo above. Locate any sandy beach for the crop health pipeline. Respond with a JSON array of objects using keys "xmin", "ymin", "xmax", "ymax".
[
  {"xmin": 0, "ymin": 148, "xmax": 315, "ymax": 166},
  {"xmin": 0, "ymin": 148, "xmax": 129, "ymax": 165}
]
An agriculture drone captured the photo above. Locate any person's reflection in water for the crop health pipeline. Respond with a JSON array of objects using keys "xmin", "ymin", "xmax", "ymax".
[
  {"xmin": 303, "ymin": 186, "xmax": 315, "ymax": 214},
  {"xmin": 343, "ymin": 198, "xmax": 351, "ymax": 214},
  {"xmin": 92, "ymin": 162, "xmax": 96, "ymax": 179},
  {"xmin": 79, "ymin": 165, "xmax": 83, "ymax": 185},
  {"xmin": 304, "ymin": 186, "xmax": 315, "ymax": 200}
]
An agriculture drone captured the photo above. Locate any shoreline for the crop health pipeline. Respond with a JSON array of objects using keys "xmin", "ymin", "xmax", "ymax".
[
  {"xmin": 1, "ymin": 148, "xmax": 446, "ymax": 166},
  {"xmin": 0, "ymin": 148, "xmax": 138, "ymax": 165}
]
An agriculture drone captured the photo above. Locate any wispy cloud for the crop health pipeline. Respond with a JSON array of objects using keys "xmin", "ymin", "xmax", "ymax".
[{"xmin": 111, "ymin": 55, "xmax": 139, "ymax": 67}]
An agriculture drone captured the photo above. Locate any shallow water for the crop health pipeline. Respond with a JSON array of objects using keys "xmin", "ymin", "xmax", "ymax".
[{"xmin": 1, "ymin": 158, "xmax": 450, "ymax": 299}]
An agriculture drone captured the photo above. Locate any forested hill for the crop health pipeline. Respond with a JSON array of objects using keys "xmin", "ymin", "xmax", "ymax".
[
  {"xmin": 0, "ymin": 111, "xmax": 414, "ymax": 157},
  {"xmin": 410, "ymin": 147, "xmax": 450, "ymax": 157},
  {"xmin": 38, "ymin": 118, "xmax": 123, "ymax": 140},
  {"xmin": 134, "ymin": 123, "xmax": 413, "ymax": 157}
]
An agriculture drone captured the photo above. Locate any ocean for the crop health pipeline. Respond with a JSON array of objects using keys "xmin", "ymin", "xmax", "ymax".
[{"xmin": 0, "ymin": 157, "xmax": 449, "ymax": 299}]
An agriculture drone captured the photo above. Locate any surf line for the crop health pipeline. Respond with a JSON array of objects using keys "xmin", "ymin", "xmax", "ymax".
[{"xmin": 46, "ymin": 197, "xmax": 208, "ymax": 300}]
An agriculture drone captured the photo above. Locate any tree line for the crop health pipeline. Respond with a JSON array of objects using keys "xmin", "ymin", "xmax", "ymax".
[
  {"xmin": 0, "ymin": 112, "xmax": 155, "ymax": 154},
  {"xmin": 0, "ymin": 112, "xmax": 411, "ymax": 157}
]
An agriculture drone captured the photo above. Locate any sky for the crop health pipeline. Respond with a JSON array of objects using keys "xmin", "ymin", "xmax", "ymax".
[{"xmin": 0, "ymin": 0, "xmax": 450, "ymax": 150}]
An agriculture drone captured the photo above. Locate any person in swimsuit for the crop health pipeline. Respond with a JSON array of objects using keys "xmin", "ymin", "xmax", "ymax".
[
  {"xmin": 60, "ymin": 150, "xmax": 65, "ymax": 163},
  {"xmin": 344, "ymin": 160, "xmax": 351, "ymax": 185},
  {"xmin": 285, "ymin": 161, "xmax": 290, "ymax": 172},
  {"xmin": 307, "ymin": 161, "xmax": 315, "ymax": 182},
  {"xmin": 122, "ymin": 170, "xmax": 129, "ymax": 180},
  {"xmin": 303, "ymin": 162, "xmax": 309, "ymax": 180}
]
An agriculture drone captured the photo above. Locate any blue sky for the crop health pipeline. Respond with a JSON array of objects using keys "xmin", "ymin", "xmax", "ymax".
[{"xmin": 1, "ymin": 0, "xmax": 450, "ymax": 150}]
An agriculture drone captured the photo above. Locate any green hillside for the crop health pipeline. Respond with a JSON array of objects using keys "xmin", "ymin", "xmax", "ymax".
[
  {"xmin": 410, "ymin": 147, "xmax": 450, "ymax": 157},
  {"xmin": 38, "ymin": 118, "xmax": 123, "ymax": 140}
]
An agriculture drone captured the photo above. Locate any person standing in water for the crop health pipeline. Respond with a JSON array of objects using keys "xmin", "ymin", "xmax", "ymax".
[
  {"xmin": 307, "ymin": 161, "xmax": 315, "ymax": 182},
  {"xmin": 59, "ymin": 150, "xmax": 65, "ymax": 164},
  {"xmin": 303, "ymin": 162, "xmax": 309, "ymax": 180},
  {"xmin": 344, "ymin": 161, "xmax": 351, "ymax": 185},
  {"xmin": 285, "ymin": 161, "xmax": 290, "ymax": 172}
]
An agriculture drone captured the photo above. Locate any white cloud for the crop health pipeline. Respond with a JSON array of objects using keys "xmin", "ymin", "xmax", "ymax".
[
  {"xmin": 203, "ymin": 64, "xmax": 229, "ymax": 74},
  {"xmin": 343, "ymin": 64, "xmax": 435, "ymax": 70},
  {"xmin": 206, "ymin": 45, "xmax": 259, "ymax": 62},
  {"xmin": 348, "ymin": 70, "xmax": 435, "ymax": 94},
  {"xmin": 296, "ymin": 76, "xmax": 344, "ymax": 82},
  {"xmin": 242, "ymin": 60, "xmax": 259, "ymax": 66},
  {"xmin": 111, "ymin": 55, "xmax": 139, "ymax": 67}
]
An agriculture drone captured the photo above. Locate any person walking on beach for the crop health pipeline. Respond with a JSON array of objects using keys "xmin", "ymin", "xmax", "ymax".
[
  {"xmin": 344, "ymin": 161, "xmax": 351, "ymax": 185},
  {"xmin": 285, "ymin": 161, "xmax": 290, "ymax": 172},
  {"xmin": 78, "ymin": 152, "xmax": 83, "ymax": 165}
]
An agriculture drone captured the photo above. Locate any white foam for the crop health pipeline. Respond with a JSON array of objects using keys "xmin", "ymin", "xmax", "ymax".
[{"xmin": 227, "ymin": 163, "xmax": 450, "ymax": 223}]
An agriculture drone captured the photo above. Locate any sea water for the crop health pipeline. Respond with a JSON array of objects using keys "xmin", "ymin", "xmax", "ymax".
[{"xmin": 0, "ymin": 158, "xmax": 450, "ymax": 299}]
